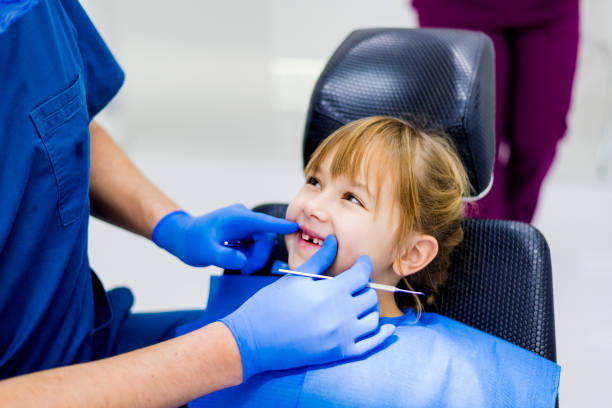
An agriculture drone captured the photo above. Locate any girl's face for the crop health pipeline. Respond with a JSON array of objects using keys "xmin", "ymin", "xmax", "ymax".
[{"xmin": 285, "ymin": 153, "xmax": 402, "ymax": 285}]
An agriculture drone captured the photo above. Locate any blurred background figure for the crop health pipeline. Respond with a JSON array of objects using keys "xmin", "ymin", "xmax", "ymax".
[{"xmin": 411, "ymin": 0, "xmax": 580, "ymax": 223}]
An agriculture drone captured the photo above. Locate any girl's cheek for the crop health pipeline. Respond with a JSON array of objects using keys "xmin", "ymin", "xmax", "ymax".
[
  {"xmin": 285, "ymin": 202, "xmax": 298, "ymax": 221},
  {"xmin": 328, "ymin": 247, "xmax": 355, "ymax": 277}
]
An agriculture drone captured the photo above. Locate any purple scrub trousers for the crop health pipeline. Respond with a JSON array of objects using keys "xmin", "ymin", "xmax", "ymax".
[{"xmin": 412, "ymin": 0, "xmax": 580, "ymax": 222}]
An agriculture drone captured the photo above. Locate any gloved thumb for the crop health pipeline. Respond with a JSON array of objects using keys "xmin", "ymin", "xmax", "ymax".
[
  {"xmin": 296, "ymin": 235, "xmax": 337, "ymax": 275},
  {"xmin": 213, "ymin": 244, "xmax": 248, "ymax": 270},
  {"xmin": 241, "ymin": 233, "xmax": 275, "ymax": 275}
]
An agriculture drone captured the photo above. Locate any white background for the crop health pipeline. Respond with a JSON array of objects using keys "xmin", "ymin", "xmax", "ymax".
[{"xmin": 82, "ymin": 1, "xmax": 611, "ymax": 405}]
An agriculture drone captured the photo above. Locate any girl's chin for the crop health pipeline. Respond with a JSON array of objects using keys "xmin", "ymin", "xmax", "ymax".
[{"xmin": 322, "ymin": 263, "xmax": 343, "ymax": 277}]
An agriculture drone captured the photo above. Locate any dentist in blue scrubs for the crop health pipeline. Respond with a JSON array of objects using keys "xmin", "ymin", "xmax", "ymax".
[{"xmin": 0, "ymin": 1, "xmax": 394, "ymax": 405}]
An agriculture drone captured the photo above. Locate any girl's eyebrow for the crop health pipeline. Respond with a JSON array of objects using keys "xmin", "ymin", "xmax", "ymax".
[
  {"xmin": 312, "ymin": 166, "xmax": 374, "ymax": 201},
  {"xmin": 348, "ymin": 179, "xmax": 373, "ymax": 200}
]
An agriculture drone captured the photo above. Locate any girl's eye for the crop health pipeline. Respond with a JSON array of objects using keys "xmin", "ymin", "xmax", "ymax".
[
  {"xmin": 344, "ymin": 192, "xmax": 364, "ymax": 207},
  {"xmin": 306, "ymin": 176, "xmax": 321, "ymax": 188}
]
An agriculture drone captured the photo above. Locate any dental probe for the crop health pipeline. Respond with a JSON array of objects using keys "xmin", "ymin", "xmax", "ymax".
[{"xmin": 275, "ymin": 268, "xmax": 425, "ymax": 296}]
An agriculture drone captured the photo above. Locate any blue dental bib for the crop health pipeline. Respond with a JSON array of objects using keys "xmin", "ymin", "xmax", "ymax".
[{"xmin": 178, "ymin": 275, "xmax": 560, "ymax": 407}]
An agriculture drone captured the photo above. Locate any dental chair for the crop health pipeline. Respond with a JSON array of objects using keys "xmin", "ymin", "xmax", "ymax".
[{"xmin": 229, "ymin": 28, "xmax": 557, "ymax": 367}]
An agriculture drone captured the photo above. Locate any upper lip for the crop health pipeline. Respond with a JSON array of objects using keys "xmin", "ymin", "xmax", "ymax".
[{"xmin": 298, "ymin": 225, "xmax": 327, "ymax": 242}]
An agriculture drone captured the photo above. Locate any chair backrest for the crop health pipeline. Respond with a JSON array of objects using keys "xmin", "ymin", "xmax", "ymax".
[{"xmin": 229, "ymin": 28, "xmax": 557, "ymax": 362}]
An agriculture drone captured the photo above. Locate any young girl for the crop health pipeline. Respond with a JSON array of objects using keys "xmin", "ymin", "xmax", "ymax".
[
  {"xmin": 284, "ymin": 115, "xmax": 469, "ymax": 319},
  {"xmin": 183, "ymin": 116, "xmax": 560, "ymax": 407}
]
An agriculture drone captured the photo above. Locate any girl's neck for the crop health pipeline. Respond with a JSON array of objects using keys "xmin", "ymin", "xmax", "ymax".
[{"xmin": 377, "ymin": 291, "xmax": 404, "ymax": 317}]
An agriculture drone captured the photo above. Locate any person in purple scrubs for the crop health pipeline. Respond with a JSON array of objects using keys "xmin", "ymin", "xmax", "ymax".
[{"xmin": 412, "ymin": 0, "xmax": 580, "ymax": 222}]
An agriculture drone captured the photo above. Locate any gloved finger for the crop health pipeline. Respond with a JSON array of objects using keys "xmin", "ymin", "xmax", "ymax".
[
  {"xmin": 241, "ymin": 233, "xmax": 275, "ymax": 275},
  {"xmin": 228, "ymin": 210, "xmax": 298, "ymax": 236},
  {"xmin": 354, "ymin": 310, "xmax": 381, "ymax": 340},
  {"xmin": 212, "ymin": 243, "xmax": 248, "ymax": 270},
  {"xmin": 331, "ymin": 255, "xmax": 372, "ymax": 295},
  {"xmin": 352, "ymin": 288, "xmax": 379, "ymax": 318},
  {"xmin": 295, "ymin": 235, "xmax": 337, "ymax": 275},
  {"xmin": 351, "ymin": 323, "xmax": 396, "ymax": 357}
]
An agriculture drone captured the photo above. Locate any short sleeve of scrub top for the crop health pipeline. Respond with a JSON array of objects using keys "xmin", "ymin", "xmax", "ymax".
[{"xmin": 0, "ymin": 0, "xmax": 124, "ymax": 378}]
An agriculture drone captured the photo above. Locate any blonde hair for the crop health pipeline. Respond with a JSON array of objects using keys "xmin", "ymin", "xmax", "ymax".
[{"xmin": 305, "ymin": 116, "xmax": 470, "ymax": 314}]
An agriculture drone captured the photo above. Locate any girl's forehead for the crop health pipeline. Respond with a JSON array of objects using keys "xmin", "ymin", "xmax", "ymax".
[{"xmin": 316, "ymin": 147, "xmax": 399, "ymax": 206}]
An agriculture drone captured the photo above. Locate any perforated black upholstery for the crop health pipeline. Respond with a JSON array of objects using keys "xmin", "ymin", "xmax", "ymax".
[
  {"xmin": 436, "ymin": 219, "xmax": 556, "ymax": 361},
  {"xmin": 303, "ymin": 28, "xmax": 495, "ymax": 197}
]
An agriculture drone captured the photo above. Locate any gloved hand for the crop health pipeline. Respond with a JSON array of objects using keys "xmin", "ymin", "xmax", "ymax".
[
  {"xmin": 152, "ymin": 204, "xmax": 297, "ymax": 274},
  {"xmin": 220, "ymin": 236, "xmax": 396, "ymax": 382}
]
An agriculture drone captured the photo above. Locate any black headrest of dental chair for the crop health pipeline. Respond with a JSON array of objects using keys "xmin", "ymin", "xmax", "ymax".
[
  {"xmin": 227, "ymin": 29, "xmax": 557, "ymax": 366},
  {"xmin": 303, "ymin": 28, "xmax": 495, "ymax": 198}
]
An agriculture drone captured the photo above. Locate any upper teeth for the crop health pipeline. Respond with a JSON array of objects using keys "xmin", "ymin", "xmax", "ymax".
[{"xmin": 302, "ymin": 232, "xmax": 322, "ymax": 246}]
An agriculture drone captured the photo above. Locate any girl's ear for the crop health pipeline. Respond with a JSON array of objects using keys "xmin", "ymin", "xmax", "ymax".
[{"xmin": 392, "ymin": 234, "xmax": 438, "ymax": 277}]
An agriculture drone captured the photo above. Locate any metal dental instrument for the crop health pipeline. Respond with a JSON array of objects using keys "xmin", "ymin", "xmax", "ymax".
[{"xmin": 275, "ymin": 268, "xmax": 425, "ymax": 296}]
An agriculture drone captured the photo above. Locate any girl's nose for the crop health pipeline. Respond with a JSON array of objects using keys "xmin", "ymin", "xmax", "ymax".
[{"xmin": 303, "ymin": 195, "xmax": 330, "ymax": 222}]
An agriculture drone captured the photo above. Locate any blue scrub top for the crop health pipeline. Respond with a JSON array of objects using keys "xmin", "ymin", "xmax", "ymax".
[{"xmin": 0, "ymin": 0, "xmax": 124, "ymax": 378}]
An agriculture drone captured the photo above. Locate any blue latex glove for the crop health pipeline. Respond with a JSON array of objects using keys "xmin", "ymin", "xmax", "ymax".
[
  {"xmin": 220, "ymin": 236, "xmax": 396, "ymax": 382},
  {"xmin": 152, "ymin": 204, "xmax": 297, "ymax": 274}
]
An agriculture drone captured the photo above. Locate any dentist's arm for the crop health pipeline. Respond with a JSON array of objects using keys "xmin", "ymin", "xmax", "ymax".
[
  {"xmin": 0, "ymin": 322, "xmax": 243, "ymax": 407},
  {"xmin": 89, "ymin": 120, "xmax": 180, "ymax": 238},
  {"xmin": 0, "ymin": 238, "xmax": 395, "ymax": 407}
]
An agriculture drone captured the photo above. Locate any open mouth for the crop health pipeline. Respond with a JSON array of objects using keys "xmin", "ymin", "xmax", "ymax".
[{"xmin": 297, "ymin": 228, "xmax": 324, "ymax": 247}]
